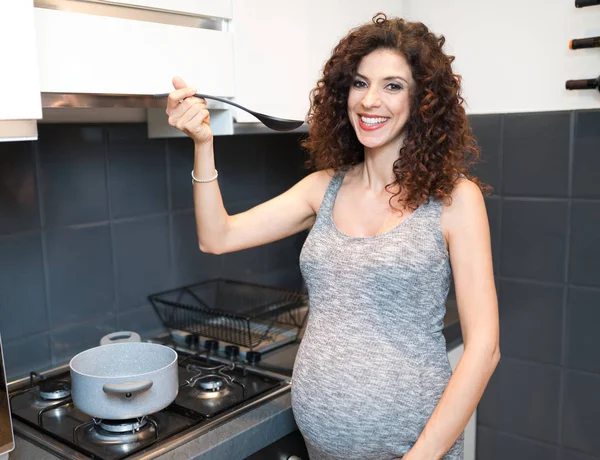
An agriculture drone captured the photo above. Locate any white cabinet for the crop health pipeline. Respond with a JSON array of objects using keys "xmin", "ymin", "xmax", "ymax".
[
  {"xmin": 34, "ymin": 8, "xmax": 235, "ymax": 97},
  {"xmin": 448, "ymin": 343, "xmax": 477, "ymax": 460},
  {"xmin": 0, "ymin": 1, "xmax": 42, "ymax": 141},
  {"xmin": 231, "ymin": 1, "xmax": 310, "ymax": 123},
  {"xmin": 232, "ymin": 1, "xmax": 405, "ymax": 124},
  {"xmin": 97, "ymin": 0, "xmax": 232, "ymax": 19}
]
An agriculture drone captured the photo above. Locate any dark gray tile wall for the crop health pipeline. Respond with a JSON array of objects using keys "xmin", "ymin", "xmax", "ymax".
[
  {"xmin": 477, "ymin": 426, "xmax": 559, "ymax": 460},
  {"xmin": 471, "ymin": 109, "xmax": 600, "ymax": 458},
  {"xmin": 2, "ymin": 109, "xmax": 599, "ymax": 457},
  {"xmin": 0, "ymin": 124, "xmax": 308, "ymax": 379}
]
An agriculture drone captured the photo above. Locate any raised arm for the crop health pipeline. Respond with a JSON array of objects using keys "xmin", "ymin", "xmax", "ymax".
[
  {"xmin": 193, "ymin": 141, "xmax": 320, "ymax": 254},
  {"xmin": 167, "ymin": 76, "xmax": 323, "ymax": 255}
]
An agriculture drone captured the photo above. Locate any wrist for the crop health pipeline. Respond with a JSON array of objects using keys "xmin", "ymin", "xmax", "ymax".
[
  {"xmin": 405, "ymin": 435, "xmax": 441, "ymax": 460},
  {"xmin": 194, "ymin": 139, "xmax": 214, "ymax": 156},
  {"xmin": 407, "ymin": 443, "xmax": 439, "ymax": 460}
]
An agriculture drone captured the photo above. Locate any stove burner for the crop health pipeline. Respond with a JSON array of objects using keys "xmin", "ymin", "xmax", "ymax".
[
  {"xmin": 198, "ymin": 379, "xmax": 223, "ymax": 391},
  {"xmin": 39, "ymin": 380, "xmax": 71, "ymax": 400},
  {"xmin": 191, "ymin": 384, "xmax": 231, "ymax": 400},
  {"xmin": 183, "ymin": 360, "xmax": 248, "ymax": 399},
  {"xmin": 79, "ymin": 417, "xmax": 157, "ymax": 448},
  {"xmin": 99, "ymin": 417, "xmax": 148, "ymax": 433}
]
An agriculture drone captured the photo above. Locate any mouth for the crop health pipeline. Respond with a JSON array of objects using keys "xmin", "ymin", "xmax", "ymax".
[{"xmin": 358, "ymin": 115, "xmax": 390, "ymax": 131}]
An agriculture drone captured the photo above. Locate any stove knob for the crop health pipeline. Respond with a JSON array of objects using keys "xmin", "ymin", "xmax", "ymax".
[
  {"xmin": 204, "ymin": 339, "xmax": 219, "ymax": 352},
  {"xmin": 185, "ymin": 334, "xmax": 200, "ymax": 346},
  {"xmin": 225, "ymin": 345, "xmax": 240, "ymax": 360},
  {"xmin": 246, "ymin": 351, "xmax": 262, "ymax": 366}
]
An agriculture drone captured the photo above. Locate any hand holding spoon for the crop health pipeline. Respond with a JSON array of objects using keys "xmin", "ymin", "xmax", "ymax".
[{"xmin": 154, "ymin": 92, "xmax": 304, "ymax": 132}]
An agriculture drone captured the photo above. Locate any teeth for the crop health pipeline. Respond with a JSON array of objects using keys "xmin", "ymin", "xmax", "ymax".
[{"xmin": 360, "ymin": 116, "xmax": 388, "ymax": 125}]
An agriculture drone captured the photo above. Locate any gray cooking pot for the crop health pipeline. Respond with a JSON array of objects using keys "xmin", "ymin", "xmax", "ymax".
[{"xmin": 70, "ymin": 342, "xmax": 178, "ymax": 420}]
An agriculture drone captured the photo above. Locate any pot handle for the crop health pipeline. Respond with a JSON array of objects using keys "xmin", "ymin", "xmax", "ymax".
[
  {"xmin": 100, "ymin": 331, "xmax": 141, "ymax": 346},
  {"xmin": 103, "ymin": 380, "xmax": 153, "ymax": 395}
]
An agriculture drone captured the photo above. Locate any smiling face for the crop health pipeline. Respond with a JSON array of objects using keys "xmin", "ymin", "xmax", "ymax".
[{"xmin": 347, "ymin": 48, "xmax": 414, "ymax": 152}]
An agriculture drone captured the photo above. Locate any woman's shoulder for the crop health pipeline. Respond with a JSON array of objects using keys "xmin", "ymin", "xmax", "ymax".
[
  {"xmin": 298, "ymin": 168, "xmax": 339, "ymax": 215},
  {"xmin": 303, "ymin": 168, "xmax": 338, "ymax": 188},
  {"xmin": 437, "ymin": 177, "xmax": 484, "ymax": 211},
  {"xmin": 439, "ymin": 177, "xmax": 487, "ymax": 238},
  {"xmin": 447, "ymin": 177, "xmax": 483, "ymax": 205}
]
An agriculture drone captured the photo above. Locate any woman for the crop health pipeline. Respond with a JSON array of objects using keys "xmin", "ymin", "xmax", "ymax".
[{"xmin": 166, "ymin": 13, "xmax": 499, "ymax": 460}]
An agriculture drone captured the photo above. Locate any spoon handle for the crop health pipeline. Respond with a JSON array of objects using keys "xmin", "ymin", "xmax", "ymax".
[
  {"xmin": 153, "ymin": 92, "xmax": 305, "ymax": 131},
  {"xmin": 154, "ymin": 93, "xmax": 259, "ymax": 117}
]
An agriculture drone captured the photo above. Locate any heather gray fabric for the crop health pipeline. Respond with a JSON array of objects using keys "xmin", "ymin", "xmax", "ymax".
[{"xmin": 292, "ymin": 170, "xmax": 464, "ymax": 459}]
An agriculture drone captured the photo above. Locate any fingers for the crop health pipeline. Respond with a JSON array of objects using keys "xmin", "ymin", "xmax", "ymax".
[
  {"xmin": 168, "ymin": 96, "xmax": 204, "ymax": 124},
  {"xmin": 177, "ymin": 107, "xmax": 210, "ymax": 138},
  {"xmin": 166, "ymin": 87, "xmax": 197, "ymax": 114},
  {"xmin": 165, "ymin": 77, "xmax": 211, "ymax": 139},
  {"xmin": 168, "ymin": 96, "xmax": 210, "ymax": 134},
  {"xmin": 172, "ymin": 75, "xmax": 187, "ymax": 90},
  {"xmin": 175, "ymin": 101, "xmax": 205, "ymax": 130},
  {"xmin": 185, "ymin": 108, "xmax": 211, "ymax": 137}
]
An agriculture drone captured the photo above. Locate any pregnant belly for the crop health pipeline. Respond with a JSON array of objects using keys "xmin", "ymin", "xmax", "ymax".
[{"xmin": 291, "ymin": 350, "xmax": 444, "ymax": 457}]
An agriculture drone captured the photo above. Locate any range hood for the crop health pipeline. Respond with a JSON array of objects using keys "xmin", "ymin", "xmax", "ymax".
[
  {"xmin": 41, "ymin": 92, "xmax": 168, "ymax": 110},
  {"xmin": 38, "ymin": 92, "xmax": 239, "ymax": 137},
  {"xmin": 39, "ymin": 93, "xmax": 308, "ymax": 136}
]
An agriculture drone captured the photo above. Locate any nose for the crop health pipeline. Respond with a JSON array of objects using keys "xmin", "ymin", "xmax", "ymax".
[{"xmin": 361, "ymin": 87, "xmax": 381, "ymax": 108}]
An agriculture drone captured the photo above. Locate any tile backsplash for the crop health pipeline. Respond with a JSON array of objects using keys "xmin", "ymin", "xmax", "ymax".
[
  {"xmin": 470, "ymin": 109, "xmax": 600, "ymax": 460},
  {"xmin": 0, "ymin": 124, "xmax": 308, "ymax": 378},
  {"xmin": 2, "ymin": 108, "xmax": 600, "ymax": 459}
]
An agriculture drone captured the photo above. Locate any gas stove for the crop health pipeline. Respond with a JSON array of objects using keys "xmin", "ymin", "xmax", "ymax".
[{"xmin": 8, "ymin": 340, "xmax": 291, "ymax": 460}]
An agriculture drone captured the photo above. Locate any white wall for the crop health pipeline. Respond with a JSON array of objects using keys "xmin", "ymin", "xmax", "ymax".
[
  {"xmin": 404, "ymin": 0, "xmax": 600, "ymax": 114},
  {"xmin": 232, "ymin": 2, "xmax": 404, "ymax": 122},
  {"xmin": 303, "ymin": 2, "xmax": 406, "ymax": 98}
]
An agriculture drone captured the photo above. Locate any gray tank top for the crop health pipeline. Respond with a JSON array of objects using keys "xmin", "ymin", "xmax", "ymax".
[{"xmin": 291, "ymin": 170, "xmax": 464, "ymax": 459}]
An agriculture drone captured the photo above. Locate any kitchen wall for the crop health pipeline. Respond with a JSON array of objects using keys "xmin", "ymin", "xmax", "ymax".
[
  {"xmin": 404, "ymin": 0, "xmax": 600, "ymax": 114},
  {"xmin": 400, "ymin": 1, "xmax": 600, "ymax": 457},
  {"xmin": 469, "ymin": 108, "xmax": 600, "ymax": 460},
  {"xmin": 0, "ymin": 124, "xmax": 309, "ymax": 379},
  {"xmin": 1, "ymin": 108, "xmax": 599, "ymax": 460}
]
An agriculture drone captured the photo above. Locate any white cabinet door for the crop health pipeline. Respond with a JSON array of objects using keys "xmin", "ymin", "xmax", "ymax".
[
  {"xmin": 232, "ymin": 1, "xmax": 404, "ymax": 124},
  {"xmin": 0, "ymin": 0, "xmax": 42, "ymax": 140},
  {"xmin": 99, "ymin": 0, "xmax": 232, "ymax": 19},
  {"xmin": 231, "ymin": 1, "xmax": 310, "ymax": 123},
  {"xmin": 35, "ymin": 8, "xmax": 235, "ymax": 97}
]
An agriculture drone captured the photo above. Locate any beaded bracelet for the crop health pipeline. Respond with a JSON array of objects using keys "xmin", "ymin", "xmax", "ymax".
[{"xmin": 191, "ymin": 169, "xmax": 218, "ymax": 184}]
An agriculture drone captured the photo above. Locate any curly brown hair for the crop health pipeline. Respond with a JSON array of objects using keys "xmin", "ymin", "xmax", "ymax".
[{"xmin": 300, "ymin": 13, "xmax": 491, "ymax": 210}]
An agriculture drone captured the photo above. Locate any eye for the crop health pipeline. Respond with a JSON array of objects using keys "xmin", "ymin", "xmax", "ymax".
[
  {"xmin": 352, "ymin": 79, "xmax": 367, "ymax": 88},
  {"xmin": 387, "ymin": 83, "xmax": 403, "ymax": 91}
]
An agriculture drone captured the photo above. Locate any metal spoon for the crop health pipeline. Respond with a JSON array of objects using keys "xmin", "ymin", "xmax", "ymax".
[{"xmin": 154, "ymin": 93, "xmax": 304, "ymax": 132}]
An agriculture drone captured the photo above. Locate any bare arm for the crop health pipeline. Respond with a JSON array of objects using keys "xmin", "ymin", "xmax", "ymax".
[
  {"xmin": 192, "ymin": 140, "xmax": 321, "ymax": 254},
  {"xmin": 167, "ymin": 76, "xmax": 323, "ymax": 255},
  {"xmin": 404, "ymin": 179, "xmax": 500, "ymax": 460}
]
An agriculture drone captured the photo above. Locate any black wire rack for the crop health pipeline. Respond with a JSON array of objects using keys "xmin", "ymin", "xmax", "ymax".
[{"xmin": 148, "ymin": 279, "xmax": 309, "ymax": 349}]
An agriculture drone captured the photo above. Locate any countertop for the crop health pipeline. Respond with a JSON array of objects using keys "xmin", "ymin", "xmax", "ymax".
[{"xmin": 9, "ymin": 304, "xmax": 462, "ymax": 460}]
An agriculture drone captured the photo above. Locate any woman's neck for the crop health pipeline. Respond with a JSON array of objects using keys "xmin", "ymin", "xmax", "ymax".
[{"xmin": 359, "ymin": 141, "xmax": 404, "ymax": 194}]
